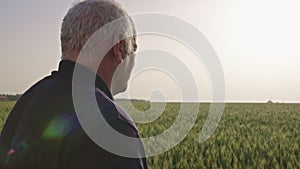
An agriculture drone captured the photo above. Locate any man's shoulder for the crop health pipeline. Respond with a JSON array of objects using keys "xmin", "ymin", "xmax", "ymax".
[
  {"xmin": 19, "ymin": 71, "xmax": 71, "ymax": 98},
  {"xmin": 95, "ymin": 88, "xmax": 138, "ymax": 134}
]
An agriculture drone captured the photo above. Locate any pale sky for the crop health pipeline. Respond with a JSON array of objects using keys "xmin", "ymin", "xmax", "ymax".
[{"xmin": 1, "ymin": 0, "xmax": 300, "ymax": 102}]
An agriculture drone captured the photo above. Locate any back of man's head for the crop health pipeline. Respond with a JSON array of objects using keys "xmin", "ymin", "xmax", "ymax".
[{"xmin": 60, "ymin": 0, "xmax": 136, "ymax": 60}]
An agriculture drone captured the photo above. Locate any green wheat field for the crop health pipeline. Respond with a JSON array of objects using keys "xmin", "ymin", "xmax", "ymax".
[{"xmin": 1, "ymin": 101, "xmax": 299, "ymax": 168}]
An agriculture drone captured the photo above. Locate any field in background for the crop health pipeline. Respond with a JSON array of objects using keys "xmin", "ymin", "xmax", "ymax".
[
  {"xmin": 0, "ymin": 101, "xmax": 299, "ymax": 168},
  {"xmin": 0, "ymin": 101, "xmax": 14, "ymax": 130}
]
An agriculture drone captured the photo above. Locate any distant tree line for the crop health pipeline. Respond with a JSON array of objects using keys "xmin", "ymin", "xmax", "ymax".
[
  {"xmin": 115, "ymin": 98, "xmax": 149, "ymax": 103},
  {"xmin": 0, "ymin": 94, "xmax": 22, "ymax": 101},
  {"xmin": 0, "ymin": 95, "xmax": 149, "ymax": 102}
]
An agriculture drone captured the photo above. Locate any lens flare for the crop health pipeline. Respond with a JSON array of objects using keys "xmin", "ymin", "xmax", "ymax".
[{"xmin": 42, "ymin": 114, "xmax": 74, "ymax": 140}]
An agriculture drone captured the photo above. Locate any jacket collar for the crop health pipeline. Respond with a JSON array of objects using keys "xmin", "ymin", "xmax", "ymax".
[{"xmin": 58, "ymin": 60, "xmax": 114, "ymax": 100}]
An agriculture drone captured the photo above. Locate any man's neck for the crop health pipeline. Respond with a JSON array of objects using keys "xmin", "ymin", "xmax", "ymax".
[{"xmin": 97, "ymin": 69, "xmax": 112, "ymax": 92}]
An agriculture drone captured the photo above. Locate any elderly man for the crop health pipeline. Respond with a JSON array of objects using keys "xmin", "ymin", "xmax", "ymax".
[{"xmin": 0, "ymin": 0, "xmax": 147, "ymax": 169}]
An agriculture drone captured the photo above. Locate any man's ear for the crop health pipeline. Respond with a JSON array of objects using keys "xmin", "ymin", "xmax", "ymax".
[{"xmin": 113, "ymin": 33, "xmax": 123, "ymax": 63}]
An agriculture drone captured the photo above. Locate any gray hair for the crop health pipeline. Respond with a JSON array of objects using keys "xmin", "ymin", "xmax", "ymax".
[{"xmin": 61, "ymin": 0, "xmax": 137, "ymax": 60}]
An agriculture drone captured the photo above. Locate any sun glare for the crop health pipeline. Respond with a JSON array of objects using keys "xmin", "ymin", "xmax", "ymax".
[{"xmin": 234, "ymin": 0, "xmax": 300, "ymax": 58}]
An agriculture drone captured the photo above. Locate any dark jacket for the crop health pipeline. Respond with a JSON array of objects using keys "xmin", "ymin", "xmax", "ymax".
[{"xmin": 0, "ymin": 60, "xmax": 147, "ymax": 169}]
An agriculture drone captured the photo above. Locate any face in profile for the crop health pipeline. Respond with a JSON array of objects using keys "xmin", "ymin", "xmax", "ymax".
[{"xmin": 111, "ymin": 52, "xmax": 136, "ymax": 96}]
